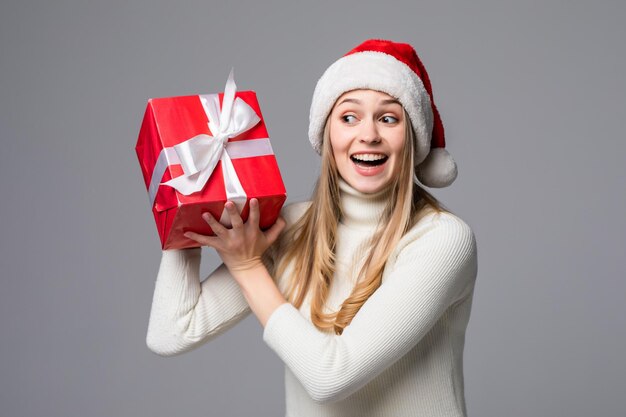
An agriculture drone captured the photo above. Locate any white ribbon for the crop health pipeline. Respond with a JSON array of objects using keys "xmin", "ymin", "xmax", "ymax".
[{"xmin": 148, "ymin": 69, "xmax": 273, "ymax": 226}]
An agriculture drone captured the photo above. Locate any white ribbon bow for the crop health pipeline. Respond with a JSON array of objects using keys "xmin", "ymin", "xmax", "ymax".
[{"xmin": 148, "ymin": 69, "xmax": 268, "ymax": 226}]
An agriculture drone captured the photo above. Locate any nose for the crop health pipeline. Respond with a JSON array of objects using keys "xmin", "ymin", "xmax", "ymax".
[{"xmin": 358, "ymin": 118, "xmax": 381, "ymax": 144}]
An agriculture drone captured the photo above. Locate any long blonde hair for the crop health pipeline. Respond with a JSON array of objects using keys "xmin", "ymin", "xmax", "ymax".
[{"xmin": 274, "ymin": 110, "xmax": 448, "ymax": 335}]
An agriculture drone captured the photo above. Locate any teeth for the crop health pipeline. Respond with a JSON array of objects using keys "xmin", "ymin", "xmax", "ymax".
[{"xmin": 351, "ymin": 153, "xmax": 387, "ymax": 161}]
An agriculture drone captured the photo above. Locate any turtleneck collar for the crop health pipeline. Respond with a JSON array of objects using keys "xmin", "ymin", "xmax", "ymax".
[{"xmin": 338, "ymin": 177, "xmax": 392, "ymax": 231}]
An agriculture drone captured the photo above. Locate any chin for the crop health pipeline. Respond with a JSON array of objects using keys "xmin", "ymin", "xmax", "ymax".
[{"xmin": 350, "ymin": 178, "xmax": 393, "ymax": 194}]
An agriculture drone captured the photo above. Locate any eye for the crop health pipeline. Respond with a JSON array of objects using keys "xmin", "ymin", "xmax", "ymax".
[
  {"xmin": 342, "ymin": 114, "xmax": 357, "ymax": 124},
  {"xmin": 381, "ymin": 115, "xmax": 399, "ymax": 123}
]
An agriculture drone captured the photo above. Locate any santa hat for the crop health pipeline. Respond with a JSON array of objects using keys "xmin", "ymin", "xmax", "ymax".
[{"xmin": 308, "ymin": 39, "xmax": 457, "ymax": 188}]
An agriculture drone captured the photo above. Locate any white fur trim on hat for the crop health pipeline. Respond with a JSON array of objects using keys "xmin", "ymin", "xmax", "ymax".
[{"xmin": 308, "ymin": 51, "xmax": 434, "ymax": 166}]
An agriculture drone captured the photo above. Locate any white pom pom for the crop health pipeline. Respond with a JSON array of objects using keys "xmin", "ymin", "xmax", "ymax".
[{"xmin": 415, "ymin": 148, "xmax": 458, "ymax": 188}]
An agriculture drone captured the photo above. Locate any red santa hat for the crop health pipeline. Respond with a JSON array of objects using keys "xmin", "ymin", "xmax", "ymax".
[{"xmin": 308, "ymin": 39, "xmax": 457, "ymax": 188}]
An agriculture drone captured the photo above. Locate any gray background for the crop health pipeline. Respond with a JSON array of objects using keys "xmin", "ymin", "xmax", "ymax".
[{"xmin": 1, "ymin": 1, "xmax": 624, "ymax": 416}]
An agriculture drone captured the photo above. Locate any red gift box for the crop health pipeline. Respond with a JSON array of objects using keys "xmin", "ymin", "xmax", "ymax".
[{"xmin": 136, "ymin": 75, "xmax": 287, "ymax": 250}]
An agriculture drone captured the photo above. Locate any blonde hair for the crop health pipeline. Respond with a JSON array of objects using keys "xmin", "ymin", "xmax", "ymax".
[{"xmin": 274, "ymin": 110, "xmax": 448, "ymax": 335}]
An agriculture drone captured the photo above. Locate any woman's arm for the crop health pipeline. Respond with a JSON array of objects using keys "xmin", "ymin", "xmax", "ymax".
[
  {"xmin": 145, "ymin": 199, "xmax": 305, "ymax": 357},
  {"xmin": 182, "ymin": 199, "xmax": 288, "ymax": 327},
  {"xmin": 145, "ymin": 248, "xmax": 254, "ymax": 356},
  {"xmin": 261, "ymin": 214, "xmax": 478, "ymax": 404}
]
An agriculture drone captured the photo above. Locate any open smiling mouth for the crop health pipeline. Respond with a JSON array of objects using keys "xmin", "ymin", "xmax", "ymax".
[{"xmin": 350, "ymin": 153, "xmax": 389, "ymax": 167}]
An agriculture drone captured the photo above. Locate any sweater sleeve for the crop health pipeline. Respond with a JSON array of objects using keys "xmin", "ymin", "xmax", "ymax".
[
  {"xmin": 145, "ymin": 248, "xmax": 252, "ymax": 356},
  {"xmin": 262, "ymin": 213, "xmax": 478, "ymax": 404},
  {"xmin": 145, "ymin": 202, "xmax": 309, "ymax": 357}
]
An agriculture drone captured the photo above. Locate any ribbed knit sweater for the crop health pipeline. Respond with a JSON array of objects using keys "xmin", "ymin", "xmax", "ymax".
[{"xmin": 146, "ymin": 179, "xmax": 478, "ymax": 417}]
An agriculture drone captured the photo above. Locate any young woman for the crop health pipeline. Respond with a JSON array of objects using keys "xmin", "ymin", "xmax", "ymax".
[{"xmin": 146, "ymin": 39, "xmax": 478, "ymax": 417}]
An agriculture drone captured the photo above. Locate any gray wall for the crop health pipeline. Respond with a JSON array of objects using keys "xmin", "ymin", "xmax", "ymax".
[{"xmin": 1, "ymin": 1, "xmax": 624, "ymax": 416}]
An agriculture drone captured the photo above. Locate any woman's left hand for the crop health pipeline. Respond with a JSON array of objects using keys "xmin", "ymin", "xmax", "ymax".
[{"xmin": 184, "ymin": 198, "xmax": 286, "ymax": 275}]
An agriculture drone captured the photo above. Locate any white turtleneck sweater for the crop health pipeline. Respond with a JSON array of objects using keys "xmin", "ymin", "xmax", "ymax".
[{"xmin": 146, "ymin": 179, "xmax": 478, "ymax": 417}]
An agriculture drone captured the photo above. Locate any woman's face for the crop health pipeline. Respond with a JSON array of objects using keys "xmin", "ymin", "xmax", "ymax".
[{"xmin": 328, "ymin": 89, "xmax": 406, "ymax": 194}]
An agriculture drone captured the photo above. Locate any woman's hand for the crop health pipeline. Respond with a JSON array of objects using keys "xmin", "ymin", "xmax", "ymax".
[
  {"xmin": 184, "ymin": 198, "xmax": 289, "ymax": 327},
  {"xmin": 184, "ymin": 198, "xmax": 286, "ymax": 276}
]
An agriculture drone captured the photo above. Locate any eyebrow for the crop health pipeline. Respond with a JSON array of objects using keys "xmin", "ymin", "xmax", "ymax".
[
  {"xmin": 336, "ymin": 98, "xmax": 402, "ymax": 106},
  {"xmin": 381, "ymin": 98, "xmax": 401, "ymax": 105}
]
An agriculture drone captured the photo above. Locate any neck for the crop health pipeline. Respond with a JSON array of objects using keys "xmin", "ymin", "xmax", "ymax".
[{"xmin": 338, "ymin": 178, "xmax": 392, "ymax": 230}]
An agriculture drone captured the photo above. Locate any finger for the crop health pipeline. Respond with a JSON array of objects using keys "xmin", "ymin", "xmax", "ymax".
[
  {"xmin": 263, "ymin": 216, "xmax": 287, "ymax": 245},
  {"xmin": 248, "ymin": 198, "xmax": 260, "ymax": 228},
  {"xmin": 225, "ymin": 201, "xmax": 244, "ymax": 229},
  {"xmin": 184, "ymin": 231, "xmax": 221, "ymax": 248},
  {"xmin": 202, "ymin": 212, "xmax": 228, "ymax": 237}
]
